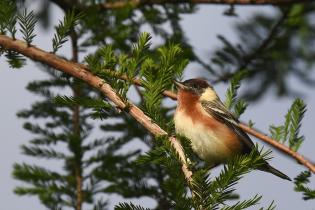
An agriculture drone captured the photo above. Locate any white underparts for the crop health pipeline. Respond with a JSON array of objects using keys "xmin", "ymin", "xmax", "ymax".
[{"xmin": 174, "ymin": 109, "xmax": 231, "ymax": 166}]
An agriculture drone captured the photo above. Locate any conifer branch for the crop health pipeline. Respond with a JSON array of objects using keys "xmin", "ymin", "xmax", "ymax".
[
  {"xmin": 0, "ymin": 35, "xmax": 314, "ymax": 174},
  {"xmin": 0, "ymin": 35, "xmax": 193, "ymax": 186},
  {"xmin": 99, "ymin": 0, "xmax": 309, "ymax": 9}
]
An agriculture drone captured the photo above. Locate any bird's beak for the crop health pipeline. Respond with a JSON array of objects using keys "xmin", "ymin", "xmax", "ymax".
[{"xmin": 174, "ymin": 80, "xmax": 186, "ymax": 90}]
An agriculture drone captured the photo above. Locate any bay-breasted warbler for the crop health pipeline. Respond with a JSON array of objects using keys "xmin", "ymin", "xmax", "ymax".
[{"xmin": 174, "ymin": 78, "xmax": 291, "ymax": 181}]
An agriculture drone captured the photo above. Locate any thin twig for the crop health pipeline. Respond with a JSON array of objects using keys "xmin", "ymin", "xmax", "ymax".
[{"xmin": 240, "ymin": 124, "xmax": 315, "ymax": 173}]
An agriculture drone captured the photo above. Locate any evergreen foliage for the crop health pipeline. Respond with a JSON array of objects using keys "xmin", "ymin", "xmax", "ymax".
[
  {"xmin": 0, "ymin": 0, "xmax": 25, "ymax": 68},
  {"xmin": 269, "ymin": 98, "xmax": 306, "ymax": 151},
  {"xmin": 0, "ymin": 0, "xmax": 16, "ymax": 35},
  {"xmin": 52, "ymin": 10, "xmax": 82, "ymax": 53},
  {"xmin": 191, "ymin": 148, "xmax": 271, "ymax": 210},
  {"xmin": 5, "ymin": 50, "xmax": 26, "ymax": 68},
  {"xmin": 0, "ymin": 0, "xmax": 314, "ymax": 210},
  {"xmin": 115, "ymin": 203, "xmax": 150, "ymax": 210},
  {"xmin": 55, "ymin": 95, "xmax": 112, "ymax": 119},
  {"xmin": 85, "ymin": 32, "xmax": 154, "ymax": 100},
  {"xmin": 140, "ymin": 43, "xmax": 187, "ymax": 127},
  {"xmin": 18, "ymin": 9, "xmax": 37, "ymax": 46},
  {"xmin": 294, "ymin": 171, "xmax": 315, "ymax": 200},
  {"xmin": 224, "ymin": 71, "xmax": 248, "ymax": 118},
  {"xmin": 13, "ymin": 66, "xmax": 150, "ymax": 210},
  {"xmin": 13, "ymin": 70, "xmax": 91, "ymax": 209}
]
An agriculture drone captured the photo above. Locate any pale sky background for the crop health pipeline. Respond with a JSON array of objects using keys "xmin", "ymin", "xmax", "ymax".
[{"xmin": 0, "ymin": 1, "xmax": 315, "ymax": 210}]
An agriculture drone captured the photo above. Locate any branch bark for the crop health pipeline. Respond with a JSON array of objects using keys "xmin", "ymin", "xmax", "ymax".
[
  {"xmin": 0, "ymin": 35, "xmax": 193, "ymax": 184},
  {"xmin": 99, "ymin": 0, "xmax": 310, "ymax": 9},
  {"xmin": 240, "ymin": 124, "xmax": 315, "ymax": 173},
  {"xmin": 0, "ymin": 35, "xmax": 314, "ymax": 174}
]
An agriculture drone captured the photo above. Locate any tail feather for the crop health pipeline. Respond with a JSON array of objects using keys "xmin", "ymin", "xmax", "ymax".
[{"xmin": 260, "ymin": 164, "xmax": 291, "ymax": 181}]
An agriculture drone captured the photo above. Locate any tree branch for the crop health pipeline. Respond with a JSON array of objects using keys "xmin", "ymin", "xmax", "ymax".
[
  {"xmin": 240, "ymin": 124, "xmax": 315, "ymax": 173},
  {"xmin": 0, "ymin": 35, "xmax": 193, "ymax": 186},
  {"xmin": 0, "ymin": 35, "xmax": 314, "ymax": 174},
  {"xmin": 99, "ymin": 0, "xmax": 310, "ymax": 9}
]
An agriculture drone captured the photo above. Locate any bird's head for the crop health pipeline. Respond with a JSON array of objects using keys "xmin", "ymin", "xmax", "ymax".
[{"xmin": 174, "ymin": 78, "xmax": 218, "ymax": 102}]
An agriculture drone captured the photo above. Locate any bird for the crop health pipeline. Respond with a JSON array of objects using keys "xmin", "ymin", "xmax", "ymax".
[{"xmin": 173, "ymin": 78, "xmax": 291, "ymax": 181}]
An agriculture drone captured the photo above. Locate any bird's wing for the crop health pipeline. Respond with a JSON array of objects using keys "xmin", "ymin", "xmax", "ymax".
[
  {"xmin": 201, "ymin": 100, "xmax": 292, "ymax": 181},
  {"xmin": 201, "ymin": 100, "xmax": 254, "ymax": 153}
]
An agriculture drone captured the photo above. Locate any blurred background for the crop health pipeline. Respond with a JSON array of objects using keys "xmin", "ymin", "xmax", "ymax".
[{"xmin": 0, "ymin": 0, "xmax": 315, "ymax": 209}]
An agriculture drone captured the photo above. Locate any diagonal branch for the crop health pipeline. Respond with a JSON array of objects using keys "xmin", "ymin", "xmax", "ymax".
[
  {"xmin": 0, "ymin": 35, "xmax": 314, "ymax": 174},
  {"xmin": 240, "ymin": 124, "xmax": 315, "ymax": 173},
  {"xmin": 0, "ymin": 35, "xmax": 193, "ymax": 185}
]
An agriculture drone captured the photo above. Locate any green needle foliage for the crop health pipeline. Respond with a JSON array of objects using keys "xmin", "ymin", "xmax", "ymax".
[
  {"xmin": 0, "ymin": 0, "xmax": 25, "ymax": 68},
  {"xmin": 55, "ymin": 95, "xmax": 112, "ymax": 119},
  {"xmin": 0, "ymin": 0, "xmax": 16, "ymax": 35},
  {"xmin": 269, "ymin": 98, "xmax": 306, "ymax": 151},
  {"xmin": 18, "ymin": 9, "xmax": 37, "ymax": 46},
  {"xmin": 52, "ymin": 10, "xmax": 82, "ymax": 53},
  {"xmin": 134, "ymin": 137, "xmax": 274, "ymax": 210},
  {"xmin": 224, "ymin": 71, "xmax": 248, "ymax": 118},
  {"xmin": 294, "ymin": 171, "xmax": 315, "ymax": 200},
  {"xmin": 5, "ymin": 50, "xmax": 25, "ymax": 68},
  {"xmin": 191, "ymin": 148, "xmax": 270, "ymax": 210},
  {"xmin": 259, "ymin": 201, "xmax": 276, "ymax": 210},
  {"xmin": 13, "ymin": 71, "xmax": 92, "ymax": 209},
  {"xmin": 140, "ymin": 43, "xmax": 188, "ymax": 127},
  {"xmin": 0, "ymin": 0, "xmax": 314, "ymax": 210},
  {"xmin": 13, "ymin": 66, "xmax": 151, "ymax": 210},
  {"xmin": 115, "ymin": 203, "xmax": 151, "ymax": 210},
  {"xmin": 85, "ymin": 33, "xmax": 154, "ymax": 101}
]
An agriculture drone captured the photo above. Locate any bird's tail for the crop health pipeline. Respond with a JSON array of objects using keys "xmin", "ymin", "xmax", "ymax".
[{"xmin": 260, "ymin": 164, "xmax": 292, "ymax": 181}]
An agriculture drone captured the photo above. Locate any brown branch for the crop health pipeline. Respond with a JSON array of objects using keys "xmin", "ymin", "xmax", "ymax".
[
  {"xmin": 0, "ymin": 35, "xmax": 193, "ymax": 184},
  {"xmin": 240, "ymin": 124, "xmax": 315, "ymax": 173},
  {"xmin": 100, "ymin": 0, "xmax": 310, "ymax": 9}
]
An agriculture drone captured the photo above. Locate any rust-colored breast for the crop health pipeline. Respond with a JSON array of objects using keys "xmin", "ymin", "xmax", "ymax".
[{"xmin": 177, "ymin": 90, "xmax": 243, "ymax": 158}]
